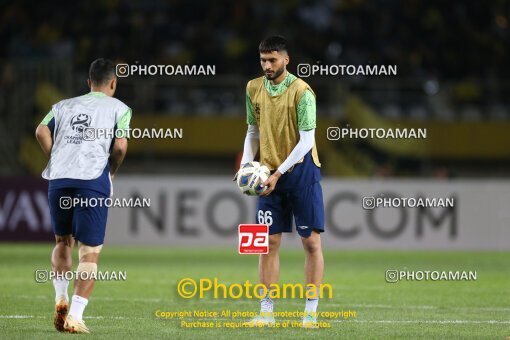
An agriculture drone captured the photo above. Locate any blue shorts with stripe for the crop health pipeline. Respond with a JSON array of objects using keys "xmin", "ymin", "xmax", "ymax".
[
  {"xmin": 256, "ymin": 152, "xmax": 325, "ymax": 238},
  {"xmin": 48, "ymin": 188, "xmax": 109, "ymax": 246}
]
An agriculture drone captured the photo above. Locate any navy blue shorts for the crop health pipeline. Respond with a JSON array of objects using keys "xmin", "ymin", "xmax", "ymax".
[
  {"xmin": 256, "ymin": 181, "xmax": 325, "ymax": 238},
  {"xmin": 48, "ymin": 188, "xmax": 109, "ymax": 246}
]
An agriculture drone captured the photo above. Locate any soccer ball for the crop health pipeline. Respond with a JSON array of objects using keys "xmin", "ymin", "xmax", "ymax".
[{"xmin": 236, "ymin": 162, "xmax": 270, "ymax": 196}]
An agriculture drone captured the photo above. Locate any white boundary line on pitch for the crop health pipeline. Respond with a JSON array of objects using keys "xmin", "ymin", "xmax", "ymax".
[
  {"xmin": 6, "ymin": 295, "xmax": 510, "ymax": 312},
  {"xmin": 9, "ymin": 295, "xmax": 165, "ymax": 303},
  {"xmin": 330, "ymin": 303, "xmax": 436, "ymax": 309},
  {"xmin": 0, "ymin": 315, "xmax": 144, "ymax": 320},
  {"xmin": 2, "ymin": 316, "xmax": 510, "ymax": 325},
  {"xmin": 350, "ymin": 320, "xmax": 510, "ymax": 324}
]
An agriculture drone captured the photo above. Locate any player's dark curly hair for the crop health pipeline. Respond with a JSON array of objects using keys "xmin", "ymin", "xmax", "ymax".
[
  {"xmin": 89, "ymin": 58, "xmax": 116, "ymax": 86},
  {"xmin": 259, "ymin": 35, "xmax": 288, "ymax": 54}
]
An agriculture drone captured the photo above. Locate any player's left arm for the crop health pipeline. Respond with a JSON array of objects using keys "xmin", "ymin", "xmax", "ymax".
[
  {"xmin": 109, "ymin": 137, "xmax": 128, "ymax": 180},
  {"xmin": 261, "ymin": 90, "xmax": 316, "ymax": 196},
  {"xmin": 109, "ymin": 108, "xmax": 131, "ymax": 179},
  {"xmin": 35, "ymin": 110, "xmax": 55, "ymax": 158}
]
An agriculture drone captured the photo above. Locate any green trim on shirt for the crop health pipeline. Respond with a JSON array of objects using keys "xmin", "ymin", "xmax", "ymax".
[
  {"xmin": 245, "ymin": 72, "xmax": 316, "ymax": 130},
  {"xmin": 263, "ymin": 72, "xmax": 298, "ymax": 96},
  {"xmin": 40, "ymin": 111, "xmax": 54, "ymax": 125},
  {"xmin": 116, "ymin": 109, "xmax": 132, "ymax": 138},
  {"xmin": 87, "ymin": 91, "xmax": 107, "ymax": 97}
]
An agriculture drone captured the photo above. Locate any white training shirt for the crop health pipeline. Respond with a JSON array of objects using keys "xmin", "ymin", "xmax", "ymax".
[{"xmin": 42, "ymin": 92, "xmax": 130, "ymax": 181}]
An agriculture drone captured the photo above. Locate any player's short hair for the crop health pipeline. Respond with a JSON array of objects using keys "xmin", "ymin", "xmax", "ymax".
[
  {"xmin": 89, "ymin": 58, "xmax": 116, "ymax": 86},
  {"xmin": 259, "ymin": 35, "xmax": 288, "ymax": 54}
]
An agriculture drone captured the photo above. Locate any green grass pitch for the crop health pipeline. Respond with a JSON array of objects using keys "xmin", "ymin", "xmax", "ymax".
[{"xmin": 0, "ymin": 244, "xmax": 509, "ymax": 339}]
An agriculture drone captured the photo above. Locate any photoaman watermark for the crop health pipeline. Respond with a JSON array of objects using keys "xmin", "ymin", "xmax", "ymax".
[{"xmin": 177, "ymin": 278, "xmax": 332, "ymax": 299}]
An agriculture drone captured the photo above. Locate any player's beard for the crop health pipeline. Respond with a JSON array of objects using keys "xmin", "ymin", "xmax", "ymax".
[{"xmin": 265, "ymin": 65, "xmax": 285, "ymax": 81}]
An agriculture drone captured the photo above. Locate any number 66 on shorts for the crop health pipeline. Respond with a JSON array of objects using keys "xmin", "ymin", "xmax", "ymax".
[
  {"xmin": 255, "ymin": 182, "xmax": 325, "ymax": 238},
  {"xmin": 257, "ymin": 210, "xmax": 273, "ymax": 226}
]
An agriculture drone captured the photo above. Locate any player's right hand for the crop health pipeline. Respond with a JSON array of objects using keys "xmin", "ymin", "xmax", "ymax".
[{"xmin": 260, "ymin": 171, "xmax": 282, "ymax": 197}]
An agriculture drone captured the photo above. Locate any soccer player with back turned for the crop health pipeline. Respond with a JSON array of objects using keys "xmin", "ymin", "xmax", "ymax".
[
  {"xmin": 237, "ymin": 36, "xmax": 325, "ymax": 328},
  {"xmin": 35, "ymin": 59, "xmax": 131, "ymax": 333}
]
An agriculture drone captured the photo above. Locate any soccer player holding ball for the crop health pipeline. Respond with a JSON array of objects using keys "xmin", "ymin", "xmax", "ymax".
[
  {"xmin": 237, "ymin": 36, "xmax": 325, "ymax": 328},
  {"xmin": 35, "ymin": 59, "xmax": 131, "ymax": 333}
]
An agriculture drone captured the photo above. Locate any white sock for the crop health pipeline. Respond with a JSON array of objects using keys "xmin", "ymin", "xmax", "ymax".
[
  {"xmin": 305, "ymin": 298, "xmax": 319, "ymax": 314},
  {"xmin": 259, "ymin": 288, "xmax": 273, "ymax": 314},
  {"xmin": 53, "ymin": 278, "xmax": 69, "ymax": 303},
  {"xmin": 68, "ymin": 295, "xmax": 88, "ymax": 321}
]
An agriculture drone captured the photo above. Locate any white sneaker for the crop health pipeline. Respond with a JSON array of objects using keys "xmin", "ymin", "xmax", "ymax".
[
  {"xmin": 64, "ymin": 315, "xmax": 90, "ymax": 333},
  {"xmin": 53, "ymin": 296, "xmax": 69, "ymax": 332},
  {"xmin": 302, "ymin": 313, "xmax": 319, "ymax": 329}
]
